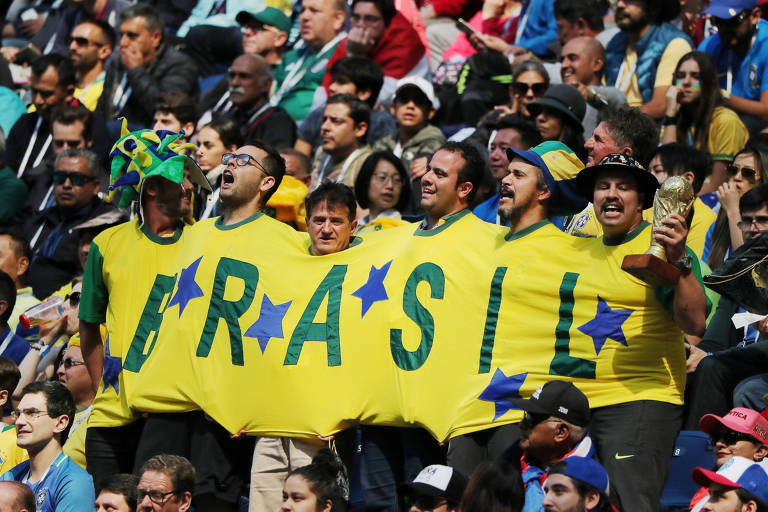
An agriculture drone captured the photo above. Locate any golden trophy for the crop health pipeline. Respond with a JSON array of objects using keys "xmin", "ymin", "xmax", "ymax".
[{"xmin": 621, "ymin": 176, "xmax": 695, "ymax": 286}]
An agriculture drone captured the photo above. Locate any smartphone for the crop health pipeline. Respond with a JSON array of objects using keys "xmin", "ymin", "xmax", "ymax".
[{"xmin": 455, "ymin": 18, "xmax": 478, "ymax": 37}]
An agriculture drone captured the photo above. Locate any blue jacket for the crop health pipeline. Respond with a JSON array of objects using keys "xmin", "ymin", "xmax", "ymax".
[
  {"xmin": 605, "ymin": 23, "xmax": 691, "ymax": 103},
  {"xmin": 518, "ymin": 0, "xmax": 557, "ymax": 57}
]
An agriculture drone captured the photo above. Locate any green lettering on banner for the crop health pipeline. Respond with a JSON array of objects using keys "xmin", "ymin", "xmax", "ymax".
[
  {"xmin": 478, "ymin": 266, "xmax": 507, "ymax": 374},
  {"xmin": 390, "ymin": 262, "xmax": 445, "ymax": 371},
  {"xmin": 284, "ymin": 265, "xmax": 347, "ymax": 366},
  {"xmin": 196, "ymin": 257, "xmax": 259, "ymax": 366},
  {"xmin": 549, "ymin": 272, "xmax": 596, "ymax": 379},
  {"xmin": 124, "ymin": 274, "xmax": 178, "ymax": 373}
]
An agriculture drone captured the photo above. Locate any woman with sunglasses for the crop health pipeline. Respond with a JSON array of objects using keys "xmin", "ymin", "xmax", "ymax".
[
  {"xmin": 705, "ymin": 135, "xmax": 768, "ymax": 269},
  {"xmin": 353, "ymin": 151, "xmax": 411, "ymax": 234},
  {"xmin": 661, "ymin": 52, "xmax": 748, "ymax": 195},
  {"xmin": 195, "ymin": 114, "xmax": 244, "ymax": 220},
  {"xmin": 281, "ymin": 449, "xmax": 349, "ymax": 512},
  {"xmin": 508, "ymin": 60, "xmax": 549, "ymax": 121}
]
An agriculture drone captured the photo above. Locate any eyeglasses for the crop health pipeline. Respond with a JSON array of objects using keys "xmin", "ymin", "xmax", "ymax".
[
  {"xmin": 53, "ymin": 171, "xmax": 95, "ymax": 186},
  {"xmin": 711, "ymin": 429, "xmax": 759, "ymax": 446},
  {"xmin": 68, "ymin": 36, "xmax": 105, "ymax": 47},
  {"xmin": 53, "ymin": 139, "xmax": 84, "ymax": 150},
  {"xmin": 519, "ymin": 412, "xmax": 555, "ymax": 430},
  {"xmin": 727, "ymin": 165, "xmax": 758, "ymax": 183},
  {"xmin": 31, "ymin": 87, "xmax": 56, "ymax": 99},
  {"xmin": 11, "ymin": 408, "xmax": 50, "ymax": 421},
  {"xmin": 62, "ymin": 357, "xmax": 86, "ymax": 369},
  {"xmin": 713, "ymin": 10, "xmax": 750, "ymax": 29},
  {"xmin": 737, "ymin": 215, "xmax": 768, "ymax": 231},
  {"xmin": 137, "ymin": 489, "xmax": 177, "ymax": 505},
  {"xmin": 64, "ymin": 291, "xmax": 81, "ymax": 307},
  {"xmin": 512, "ymin": 82, "xmax": 547, "ymax": 97},
  {"xmin": 222, "ymin": 153, "xmax": 268, "ymax": 174},
  {"xmin": 350, "ymin": 13, "xmax": 383, "ymax": 24},
  {"xmin": 372, "ymin": 173, "xmax": 403, "ymax": 187},
  {"xmin": 407, "ymin": 495, "xmax": 448, "ymax": 510}
]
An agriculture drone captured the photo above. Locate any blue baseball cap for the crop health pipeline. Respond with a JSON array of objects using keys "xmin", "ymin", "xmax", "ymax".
[
  {"xmin": 548, "ymin": 457, "xmax": 610, "ymax": 495},
  {"xmin": 704, "ymin": 0, "xmax": 757, "ymax": 19},
  {"xmin": 693, "ymin": 457, "xmax": 768, "ymax": 507}
]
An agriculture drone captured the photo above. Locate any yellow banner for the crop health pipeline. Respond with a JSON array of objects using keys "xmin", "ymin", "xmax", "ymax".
[{"xmin": 126, "ymin": 211, "xmax": 685, "ymax": 441}]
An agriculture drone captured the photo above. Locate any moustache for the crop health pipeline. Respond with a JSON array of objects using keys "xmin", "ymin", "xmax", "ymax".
[{"xmin": 229, "ymin": 86, "xmax": 246, "ymax": 95}]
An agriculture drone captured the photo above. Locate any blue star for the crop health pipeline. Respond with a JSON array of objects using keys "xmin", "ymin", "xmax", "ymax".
[
  {"xmin": 352, "ymin": 260, "xmax": 392, "ymax": 317},
  {"xmin": 244, "ymin": 294, "xmax": 292, "ymax": 353},
  {"xmin": 168, "ymin": 256, "xmax": 204, "ymax": 316},
  {"xmin": 577, "ymin": 296, "xmax": 633, "ymax": 355},
  {"xmin": 478, "ymin": 368, "xmax": 528, "ymax": 421},
  {"xmin": 101, "ymin": 335, "xmax": 122, "ymax": 395}
]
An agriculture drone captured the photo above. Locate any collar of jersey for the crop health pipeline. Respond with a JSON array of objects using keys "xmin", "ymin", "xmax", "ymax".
[
  {"xmin": 414, "ymin": 209, "xmax": 469, "ymax": 237},
  {"xmin": 505, "ymin": 219, "xmax": 551, "ymax": 242},
  {"xmin": 215, "ymin": 211, "xmax": 264, "ymax": 231},
  {"xmin": 140, "ymin": 222, "xmax": 183, "ymax": 245},
  {"xmin": 602, "ymin": 220, "xmax": 650, "ymax": 246}
]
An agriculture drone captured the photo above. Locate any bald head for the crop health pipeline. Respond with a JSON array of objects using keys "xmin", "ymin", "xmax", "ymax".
[
  {"xmin": 0, "ymin": 482, "xmax": 35, "ymax": 512},
  {"xmin": 228, "ymin": 53, "xmax": 272, "ymax": 109},
  {"xmin": 560, "ymin": 36, "xmax": 605, "ymax": 85}
]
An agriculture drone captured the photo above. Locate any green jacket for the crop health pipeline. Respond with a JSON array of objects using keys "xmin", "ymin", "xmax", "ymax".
[{"xmin": 0, "ymin": 166, "xmax": 27, "ymax": 224}]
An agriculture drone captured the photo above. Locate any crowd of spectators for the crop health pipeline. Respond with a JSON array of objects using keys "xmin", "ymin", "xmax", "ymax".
[{"xmin": 0, "ymin": 0, "xmax": 768, "ymax": 510}]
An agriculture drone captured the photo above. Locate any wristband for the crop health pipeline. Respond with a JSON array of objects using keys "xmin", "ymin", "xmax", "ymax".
[{"xmin": 662, "ymin": 115, "xmax": 677, "ymax": 126}]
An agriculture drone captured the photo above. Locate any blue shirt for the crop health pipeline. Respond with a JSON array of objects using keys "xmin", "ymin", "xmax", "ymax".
[
  {"xmin": 0, "ymin": 325, "xmax": 29, "ymax": 365},
  {"xmin": 699, "ymin": 18, "xmax": 768, "ymax": 100},
  {"xmin": 473, "ymin": 193, "xmax": 509, "ymax": 226},
  {"xmin": 1, "ymin": 452, "xmax": 95, "ymax": 512}
]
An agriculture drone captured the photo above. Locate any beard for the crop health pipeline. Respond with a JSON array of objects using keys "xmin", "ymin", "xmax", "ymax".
[{"xmin": 616, "ymin": 10, "xmax": 650, "ymax": 32}]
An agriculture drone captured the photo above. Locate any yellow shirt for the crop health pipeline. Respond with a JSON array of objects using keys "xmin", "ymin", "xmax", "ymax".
[
  {"xmin": 62, "ymin": 406, "xmax": 90, "ymax": 469},
  {"xmin": 74, "ymin": 73, "xmax": 105, "ymax": 111},
  {"xmin": 0, "ymin": 424, "xmax": 27, "ymax": 475},
  {"xmin": 621, "ymin": 37, "xmax": 691, "ymax": 107}
]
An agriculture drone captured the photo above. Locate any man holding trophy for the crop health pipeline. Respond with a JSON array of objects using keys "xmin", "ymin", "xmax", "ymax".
[{"xmin": 571, "ymin": 153, "xmax": 709, "ymax": 511}]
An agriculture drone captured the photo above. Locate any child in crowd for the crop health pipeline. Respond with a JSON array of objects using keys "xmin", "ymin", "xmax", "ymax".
[
  {"xmin": 373, "ymin": 76, "xmax": 446, "ymax": 212},
  {"xmin": 0, "ymin": 356, "xmax": 26, "ymax": 475}
]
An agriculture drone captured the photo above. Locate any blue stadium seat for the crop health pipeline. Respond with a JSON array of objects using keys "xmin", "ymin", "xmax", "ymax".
[{"xmin": 660, "ymin": 430, "xmax": 715, "ymax": 512}]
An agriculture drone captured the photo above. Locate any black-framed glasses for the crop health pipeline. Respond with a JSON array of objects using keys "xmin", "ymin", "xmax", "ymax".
[
  {"xmin": 68, "ymin": 36, "xmax": 105, "ymax": 47},
  {"xmin": 710, "ymin": 429, "xmax": 758, "ymax": 446},
  {"xmin": 519, "ymin": 412, "xmax": 553, "ymax": 430},
  {"xmin": 737, "ymin": 215, "xmax": 768, "ymax": 231},
  {"xmin": 222, "ymin": 153, "xmax": 268, "ymax": 174},
  {"xmin": 727, "ymin": 165, "xmax": 758, "ymax": 183},
  {"xmin": 11, "ymin": 408, "xmax": 50, "ymax": 421},
  {"xmin": 137, "ymin": 489, "xmax": 177, "ymax": 505},
  {"xmin": 64, "ymin": 291, "xmax": 81, "ymax": 307},
  {"xmin": 512, "ymin": 82, "xmax": 547, "ymax": 97},
  {"xmin": 62, "ymin": 357, "xmax": 86, "ymax": 369},
  {"xmin": 53, "ymin": 171, "xmax": 94, "ymax": 186},
  {"xmin": 406, "ymin": 495, "xmax": 448, "ymax": 510}
]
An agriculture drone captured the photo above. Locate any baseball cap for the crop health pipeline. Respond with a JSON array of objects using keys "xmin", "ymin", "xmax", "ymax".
[
  {"xmin": 395, "ymin": 76, "xmax": 440, "ymax": 110},
  {"xmin": 693, "ymin": 456, "xmax": 768, "ymax": 507},
  {"xmin": 506, "ymin": 140, "xmax": 587, "ymax": 216},
  {"xmin": 549, "ymin": 457, "xmax": 610, "ymax": 495},
  {"xmin": 237, "ymin": 6, "xmax": 291, "ymax": 33},
  {"xmin": 700, "ymin": 407, "xmax": 768, "ymax": 445},
  {"xmin": 508, "ymin": 380, "xmax": 590, "ymax": 427},
  {"xmin": 398, "ymin": 465, "xmax": 467, "ymax": 503},
  {"xmin": 703, "ymin": 0, "xmax": 757, "ymax": 19}
]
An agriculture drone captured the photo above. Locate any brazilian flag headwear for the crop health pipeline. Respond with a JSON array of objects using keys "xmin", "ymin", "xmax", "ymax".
[{"xmin": 107, "ymin": 120, "xmax": 211, "ymax": 223}]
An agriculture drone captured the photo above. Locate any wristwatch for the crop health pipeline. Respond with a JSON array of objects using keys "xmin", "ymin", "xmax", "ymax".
[{"xmin": 671, "ymin": 253, "xmax": 693, "ymax": 275}]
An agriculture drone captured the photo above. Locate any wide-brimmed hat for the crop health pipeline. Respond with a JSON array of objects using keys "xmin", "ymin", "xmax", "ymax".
[
  {"xmin": 526, "ymin": 84, "xmax": 586, "ymax": 127},
  {"xmin": 575, "ymin": 153, "xmax": 659, "ymax": 209}
]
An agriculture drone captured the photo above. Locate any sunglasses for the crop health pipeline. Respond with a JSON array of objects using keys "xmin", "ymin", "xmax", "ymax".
[
  {"xmin": 713, "ymin": 10, "xmax": 750, "ymax": 28},
  {"xmin": 61, "ymin": 357, "xmax": 86, "ymax": 369},
  {"xmin": 512, "ymin": 82, "xmax": 547, "ymax": 97},
  {"xmin": 711, "ymin": 429, "xmax": 759, "ymax": 446},
  {"xmin": 727, "ymin": 165, "xmax": 758, "ymax": 183},
  {"xmin": 53, "ymin": 139, "xmax": 83, "ymax": 150},
  {"xmin": 737, "ymin": 215, "xmax": 768, "ymax": 231},
  {"xmin": 53, "ymin": 171, "xmax": 94, "ymax": 186},
  {"xmin": 64, "ymin": 291, "xmax": 81, "ymax": 307},
  {"xmin": 68, "ymin": 36, "xmax": 105, "ymax": 47}
]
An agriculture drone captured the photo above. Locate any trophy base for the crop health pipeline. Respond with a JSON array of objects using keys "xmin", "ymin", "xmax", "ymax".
[{"xmin": 621, "ymin": 254, "xmax": 681, "ymax": 286}]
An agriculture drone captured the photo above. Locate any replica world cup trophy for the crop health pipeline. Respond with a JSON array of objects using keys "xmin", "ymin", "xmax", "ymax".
[{"xmin": 621, "ymin": 176, "xmax": 695, "ymax": 286}]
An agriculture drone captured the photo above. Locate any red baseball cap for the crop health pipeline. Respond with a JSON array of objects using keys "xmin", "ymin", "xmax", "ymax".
[{"xmin": 699, "ymin": 408, "xmax": 768, "ymax": 445}]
